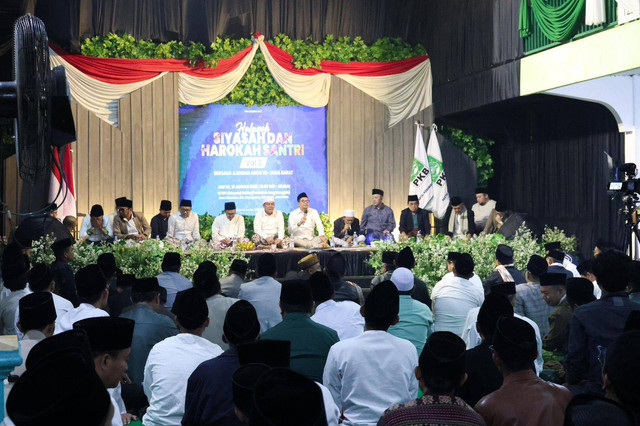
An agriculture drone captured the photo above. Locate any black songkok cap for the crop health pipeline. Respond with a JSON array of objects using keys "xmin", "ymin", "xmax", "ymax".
[
  {"xmin": 51, "ymin": 237, "xmax": 73, "ymax": 253},
  {"xmin": 475, "ymin": 188, "xmax": 488, "ymax": 195},
  {"xmin": 180, "ymin": 199, "xmax": 192, "ymax": 207},
  {"xmin": 132, "ymin": 277, "xmax": 160, "ymax": 294},
  {"xmin": 577, "ymin": 259, "xmax": 593, "ymax": 276},
  {"xmin": 396, "ymin": 246, "xmax": 415, "ymax": 269},
  {"xmin": 28, "ymin": 263, "xmax": 53, "ymax": 292},
  {"xmin": 89, "ymin": 204, "xmax": 104, "ymax": 217},
  {"xmin": 223, "ymin": 300, "xmax": 261, "ymax": 345},
  {"xmin": 19, "ymin": 292, "xmax": 56, "ymax": 331},
  {"xmin": 495, "ymin": 201, "xmax": 507, "ymax": 212},
  {"xmin": 73, "ymin": 317, "xmax": 135, "ymax": 352},
  {"xmin": 232, "ymin": 363, "xmax": 271, "ymax": 416},
  {"xmin": 238, "ymin": 340, "xmax": 291, "ymax": 367},
  {"xmin": 280, "ymin": 280, "xmax": 313, "ymax": 305},
  {"xmin": 296, "ymin": 192, "xmax": 308, "ymax": 202},
  {"xmin": 566, "ymin": 278, "xmax": 595, "ymax": 305},
  {"xmin": 26, "ymin": 329, "xmax": 93, "ymax": 371},
  {"xmin": 454, "ymin": 253, "xmax": 474, "ymax": 276},
  {"xmin": 225, "ymin": 202, "xmax": 236, "ymax": 210},
  {"xmin": 449, "ymin": 196, "xmax": 462, "ymax": 206},
  {"xmin": 75, "ymin": 264, "xmax": 107, "ymax": 297},
  {"xmin": 97, "ymin": 252, "xmax": 118, "ymax": 278},
  {"xmin": 160, "ymin": 200, "xmax": 172, "ymax": 211},
  {"xmin": 544, "ymin": 241, "xmax": 562, "ymax": 251},
  {"xmin": 162, "ymin": 252, "xmax": 181, "ymax": 267},
  {"xmin": 547, "ymin": 249, "xmax": 565, "ymax": 262},
  {"xmin": 310, "ymin": 272, "xmax": 333, "ymax": 303},
  {"xmin": 407, "ymin": 195, "xmax": 419, "ymax": 203},
  {"xmin": 539, "ymin": 272, "xmax": 567, "ymax": 287},
  {"xmin": 230, "ymin": 259, "xmax": 248, "ymax": 275},
  {"xmin": 492, "ymin": 316, "xmax": 537, "ymax": 362},
  {"xmin": 7, "ymin": 347, "xmax": 111, "ymax": 426},
  {"xmin": 122, "ymin": 199, "xmax": 133, "ymax": 209},
  {"xmin": 115, "ymin": 197, "xmax": 127, "ymax": 207},
  {"xmin": 490, "ymin": 281, "xmax": 516, "ymax": 296},
  {"xmin": 419, "ymin": 331, "xmax": 467, "ymax": 383},
  {"xmin": 364, "ymin": 281, "xmax": 399, "ymax": 325},
  {"xmin": 495, "ymin": 244, "xmax": 514, "ymax": 264},
  {"xmin": 372, "ymin": 189, "xmax": 384, "ymax": 196},
  {"xmin": 382, "ymin": 251, "xmax": 398, "ymax": 265},
  {"xmin": 478, "ymin": 293, "xmax": 514, "ymax": 337},
  {"xmin": 447, "ymin": 251, "xmax": 462, "ymax": 262},
  {"xmin": 527, "ymin": 255, "xmax": 548, "ymax": 277},
  {"xmin": 117, "ymin": 274, "xmax": 136, "ymax": 289},
  {"xmin": 172, "ymin": 288, "xmax": 208, "ymax": 329},
  {"xmin": 251, "ymin": 367, "xmax": 327, "ymax": 426}
]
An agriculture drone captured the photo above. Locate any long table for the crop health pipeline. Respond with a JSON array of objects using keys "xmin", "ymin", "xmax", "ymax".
[{"xmin": 244, "ymin": 247, "xmax": 376, "ymax": 278}]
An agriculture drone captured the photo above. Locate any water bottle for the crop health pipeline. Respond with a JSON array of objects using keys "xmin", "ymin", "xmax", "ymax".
[
  {"xmin": 417, "ymin": 230, "xmax": 422, "ymax": 241},
  {"xmin": 353, "ymin": 232, "xmax": 358, "ymax": 246},
  {"xmin": 330, "ymin": 238, "xmax": 335, "ymax": 248}
]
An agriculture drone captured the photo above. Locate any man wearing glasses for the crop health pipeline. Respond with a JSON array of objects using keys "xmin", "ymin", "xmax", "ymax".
[
  {"xmin": 166, "ymin": 199, "xmax": 200, "ymax": 244},
  {"xmin": 112, "ymin": 198, "xmax": 151, "ymax": 241},
  {"xmin": 288, "ymin": 192, "xmax": 327, "ymax": 248}
]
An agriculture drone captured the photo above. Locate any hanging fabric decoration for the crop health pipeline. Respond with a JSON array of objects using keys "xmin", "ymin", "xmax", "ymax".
[
  {"xmin": 585, "ymin": 0, "xmax": 606, "ymax": 25},
  {"xmin": 49, "ymin": 33, "xmax": 432, "ymax": 128},
  {"xmin": 520, "ymin": 0, "xmax": 586, "ymax": 42}
]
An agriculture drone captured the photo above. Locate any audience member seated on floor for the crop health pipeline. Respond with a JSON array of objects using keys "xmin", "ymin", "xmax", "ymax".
[
  {"xmin": 74, "ymin": 317, "xmax": 136, "ymax": 426},
  {"xmin": 545, "ymin": 242, "xmax": 580, "ymax": 277},
  {"xmin": 564, "ymin": 393, "xmax": 638, "ymax": 426},
  {"xmin": 183, "ymin": 300, "xmax": 261, "ymax": 426},
  {"xmin": 5, "ymin": 331, "xmax": 113, "ymax": 426},
  {"xmin": 483, "ymin": 244, "xmax": 526, "ymax": 293},
  {"xmin": 440, "ymin": 196, "xmax": 475, "ymax": 240},
  {"xmin": 395, "ymin": 246, "xmax": 431, "ymax": 307},
  {"xmin": 371, "ymin": 251, "xmax": 398, "ymax": 287},
  {"xmin": 100, "ymin": 253, "xmax": 132, "ymax": 318},
  {"xmin": 150, "ymin": 200, "xmax": 172, "ymax": 240},
  {"xmin": 323, "ymin": 281, "xmax": 419, "ymax": 426},
  {"xmin": 113, "ymin": 198, "xmax": 151, "ymax": 241},
  {"xmin": 539, "ymin": 273, "xmax": 571, "ymax": 355},
  {"xmin": 566, "ymin": 278, "xmax": 596, "ymax": 311},
  {"xmin": 262, "ymin": 280, "xmax": 339, "ymax": 383},
  {"xmin": 545, "ymin": 248, "xmax": 573, "ymax": 279},
  {"xmin": 602, "ymin": 330, "xmax": 640, "ymax": 418},
  {"xmin": 515, "ymin": 254, "xmax": 553, "ymax": 337},
  {"xmin": 143, "ymin": 288, "xmax": 224, "ymax": 426},
  {"xmin": 231, "ymin": 363, "xmax": 272, "ymax": 424},
  {"xmin": 120, "ymin": 277, "xmax": 178, "ymax": 384},
  {"xmin": 282, "ymin": 253, "xmax": 321, "ymax": 281},
  {"xmin": 462, "ymin": 282, "xmax": 544, "ymax": 375},
  {"xmin": 194, "ymin": 262, "xmax": 239, "ymax": 351},
  {"xmin": 11, "ymin": 292, "xmax": 57, "ymax": 377},
  {"xmin": 0, "ymin": 245, "xmax": 30, "ymax": 335},
  {"xmin": 57, "ymin": 264, "xmax": 110, "ymax": 332},
  {"xmin": 50, "ymin": 237, "xmax": 79, "ymax": 306},
  {"xmin": 220, "ymin": 259, "xmax": 248, "ymax": 298},
  {"xmin": 627, "ymin": 260, "xmax": 640, "ymax": 304},
  {"xmin": 566, "ymin": 250, "xmax": 640, "ymax": 395},
  {"xmin": 310, "ymin": 271, "xmax": 364, "ymax": 340},
  {"xmin": 378, "ymin": 332, "xmax": 486, "ymax": 426},
  {"xmin": 432, "ymin": 253, "xmax": 484, "ymax": 337},
  {"xmin": 474, "ymin": 316, "xmax": 572, "ymax": 426},
  {"xmin": 325, "ymin": 252, "xmax": 364, "ymax": 305},
  {"xmin": 239, "ymin": 253, "xmax": 282, "ymax": 333},
  {"xmin": 441, "ymin": 251, "xmax": 483, "ymax": 290},
  {"xmin": 156, "ymin": 252, "xmax": 193, "ymax": 309},
  {"xmin": 388, "ymin": 268, "xmax": 433, "ymax": 355},
  {"xmin": 457, "ymin": 294, "xmax": 512, "ymax": 407},
  {"xmin": 577, "ymin": 258, "xmax": 603, "ymax": 299}
]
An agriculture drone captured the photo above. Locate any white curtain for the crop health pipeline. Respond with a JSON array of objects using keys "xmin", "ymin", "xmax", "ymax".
[
  {"xmin": 585, "ymin": 0, "xmax": 606, "ymax": 25},
  {"xmin": 616, "ymin": 0, "xmax": 640, "ymax": 14}
]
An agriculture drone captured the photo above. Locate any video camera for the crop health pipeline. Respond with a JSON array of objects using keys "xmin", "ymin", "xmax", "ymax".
[{"xmin": 609, "ymin": 163, "xmax": 640, "ymax": 195}]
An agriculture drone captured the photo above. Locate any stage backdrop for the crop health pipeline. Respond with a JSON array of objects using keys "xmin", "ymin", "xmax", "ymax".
[{"xmin": 179, "ymin": 104, "xmax": 328, "ymax": 216}]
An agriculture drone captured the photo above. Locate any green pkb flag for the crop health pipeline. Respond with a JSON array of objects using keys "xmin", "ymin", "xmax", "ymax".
[
  {"xmin": 409, "ymin": 126, "xmax": 433, "ymax": 209},
  {"xmin": 426, "ymin": 129, "xmax": 450, "ymax": 218}
]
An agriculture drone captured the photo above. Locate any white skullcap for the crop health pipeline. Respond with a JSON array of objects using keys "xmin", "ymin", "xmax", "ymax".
[
  {"xmin": 391, "ymin": 267, "xmax": 414, "ymax": 292},
  {"xmin": 343, "ymin": 209, "xmax": 355, "ymax": 217},
  {"xmin": 264, "ymin": 196, "xmax": 275, "ymax": 204}
]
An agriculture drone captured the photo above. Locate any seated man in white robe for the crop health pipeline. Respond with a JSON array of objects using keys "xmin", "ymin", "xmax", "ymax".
[
  {"xmin": 74, "ymin": 317, "xmax": 137, "ymax": 426},
  {"xmin": 252, "ymin": 196, "xmax": 285, "ymax": 248},
  {"xmin": 79, "ymin": 204, "xmax": 114, "ymax": 244},
  {"xmin": 166, "ymin": 199, "xmax": 200, "ymax": 244},
  {"xmin": 211, "ymin": 202, "xmax": 245, "ymax": 247},
  {"xmin": 288, "ymin": 192, "xmax": 328, "ymax": 248},
  {"xmin": 57, "ymin": 264, "xmax": 110, "ymax": 333}
]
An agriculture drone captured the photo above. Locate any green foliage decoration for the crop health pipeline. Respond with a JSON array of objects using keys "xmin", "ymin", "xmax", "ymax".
[
  {"xmin": 437, "ymin": 124, "xmax": 495, "ymax": 188},
  {"xmin": 541, "ymin": 225, "xmax": 578, "ymax": 254}
]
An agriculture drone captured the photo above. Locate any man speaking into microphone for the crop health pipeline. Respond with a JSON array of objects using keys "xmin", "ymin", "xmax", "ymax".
[{"xmin": 288, "ymin": 192, "xmax": 328, "ymax": 248}]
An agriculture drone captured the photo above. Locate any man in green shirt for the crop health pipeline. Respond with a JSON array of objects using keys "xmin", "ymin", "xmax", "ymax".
[{"xmin": 262, "ymin": 279, "xmax": 339, "ymax": 383}]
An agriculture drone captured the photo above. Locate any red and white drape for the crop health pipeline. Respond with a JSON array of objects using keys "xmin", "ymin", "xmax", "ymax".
[
  {"xmin": 50, "ymin": 33, "xmax": 432, "ymax": 128},
  {"xmin": 49, "ymin": 144, "xmax": 76, "ymax": 218}
]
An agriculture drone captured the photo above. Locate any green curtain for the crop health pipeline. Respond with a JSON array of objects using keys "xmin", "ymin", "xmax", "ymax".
[{"xmin": 519, "ymin": 0, "xmax": 586, "ymax": 42}]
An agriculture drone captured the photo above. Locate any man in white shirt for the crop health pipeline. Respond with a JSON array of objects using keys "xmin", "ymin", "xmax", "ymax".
[
  {"xmin": 74, "ymin": 316, "xmax": 136, "ymax": 426},
  {"xmin": 211, "ymin": 202, "xmax": 245, "ymax": 246},
  {"xmin": 431, "ymin": 253, "xmax": 484, "ymax": 337},
  {"xmin": 57, "ymin": 264, "xmax": 110, "ymax": 333},
  {"xmin": 144, "ymin": 288, "xmax": 224, "ymax": 426},
  {"xmin": 310, "ymin": 271, "xmax": 364, "ymax": 340},
  {"xmin": 79, "ymin": 204, "xmax": 114, "ymax": 243},
  {"xmin": 193, "ymin": 264, "xmax": 239, "ymax": 350},
  {"xmin": 239, "ymin": 253, "xmax": 282, "ymax": 333},
  {"xmin": 442, "ymin": 251, "xmax": 484, "ymax": 289},
  {"xmin": 323, "ymin": 281, "xmax": 419, "ymax": 426},
  {"xmin": 471, "ymin": 188, "xmax": 496, "ymax": 233},
  {"xmin": 166, "ymin": 199, "xmax": 200, "ymax": 243},
  {"xmin": 545, "ymin": 242, "xmax": 581, "ymax": 278},
  {"xmin": 288, "ymin": 192, "xmax": 328, "ymax": 248},
  {"xmin": 253, "ymin": 196, "xmax": 285, "ymax": 248},
  {"xmin": 156, "ymin": 252, "xmax": 193, "ymax": 309},
  {"xmin": 0, "ymin": 249, "xmax": 30, "ymax": 335}
]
